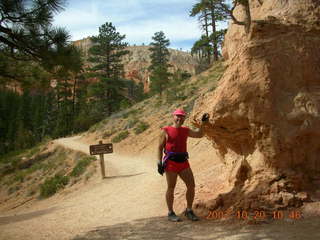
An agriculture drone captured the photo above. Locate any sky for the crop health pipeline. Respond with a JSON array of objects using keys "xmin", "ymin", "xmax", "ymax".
[{"xmin": 53, "ymin": 0, "xmax": 228, "ymax": 52}]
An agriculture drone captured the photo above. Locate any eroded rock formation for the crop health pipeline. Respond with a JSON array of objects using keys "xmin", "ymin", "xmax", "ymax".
[
  {"xmin": 192, "ymin": 0, "xmax": 320, "ymax": 212},
  {"xmin": 73, "ymin": 39, "xmax": 199, "ymax": 92}
]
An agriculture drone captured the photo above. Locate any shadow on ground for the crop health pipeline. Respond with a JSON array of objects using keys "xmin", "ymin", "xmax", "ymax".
[
  {"xmin": 103, "ymin": 173, "xmax": 146, "ymax": 179},
  {"xmin": 0, "ymin": 207, "xmax": 58, "ymax": 225},
  {"xmin": 73, "ymin": 215, "xmax": 320, "ymax": 240}
]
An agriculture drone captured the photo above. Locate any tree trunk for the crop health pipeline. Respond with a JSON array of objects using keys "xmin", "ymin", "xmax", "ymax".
[
  {"xmin": 72, "ymin": 74, "xmax": 77, "ymax": 117},
  {"xmin": 209, "ymin": 0, "xmax": 219, "ymax": 61},
  {"xmin": 203, "ymin": 10, "xmax": 211, "ymax": 65},
  {"xmin": 242, "ymin": 1, "xmax": 251, "ymax": 33}
]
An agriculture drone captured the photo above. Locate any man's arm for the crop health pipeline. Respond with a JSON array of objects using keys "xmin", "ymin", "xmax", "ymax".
[
  {"xmin": 188, "ymin": 125, "xmax": 205, "ymax": 138},
  {"xmin": 158, "ymin": 130, "xmax": 167, "ymax": 163},
  {"xmin": 188, "ymin": 113, "xmax": 209, "ymax": 138}
]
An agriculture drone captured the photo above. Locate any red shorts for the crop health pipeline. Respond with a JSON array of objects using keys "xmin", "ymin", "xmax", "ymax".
[{"xmin": 165, "ymin": 159, "xmax": 190, "ymax": 173}]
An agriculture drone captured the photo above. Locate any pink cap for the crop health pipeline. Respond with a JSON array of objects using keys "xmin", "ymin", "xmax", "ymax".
[{"xmin": 172, "ymin": 109, "xmax": 186, "ymax": 116}]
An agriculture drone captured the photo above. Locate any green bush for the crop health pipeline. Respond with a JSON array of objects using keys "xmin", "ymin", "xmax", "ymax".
[
  {"xmin": 88, "ymin": 124, "xmax": 98, "ymax": 133},
  {"xmin": 10, "ymin": 157, "xmax": 21, "ymax": 169},
  {"xmin": 154, "ymin": 99, "xmax": 163, "ymax": 108},
  {"xmin": 122, "ymin": 109, "xmax": 139, "ymax": 119},
  {"xmin": 26, "ymin": 145, "xmax": 41, "ymax": 158},
  {"xmin": 7, "ymin": 185, "xmax": 20, "ymax": 195},
  {"xmin": 126, "ymin": 118, "xmax": 139, "ymax": 129},
  {"xmin": 134, "ymin": 122, "xmax": 150, "ymax": 135},
  {"xmin": 111, "ymin": 130, "xmax": 129, "ymax": 143},
  {"xmin": 70, "ymin": 156, "xmax": 94, "ymax": 177},
  {"xmin": 0, "ymin": 150, "xmax": 24, "ymax": 164},
  {"xmin": 40, "ymin": 174, "xmax": 69, "ymax": 198},
  {"xmin": 13, "ymin": 171, "xmax": 26, "ymax": 183},
  {"xmin": 102, "ymin": 130, "xmax": 116, "ymax": 139},
  {"xmin": 25, "ymin": 162, "xmax": 43, "ymax": 174}
]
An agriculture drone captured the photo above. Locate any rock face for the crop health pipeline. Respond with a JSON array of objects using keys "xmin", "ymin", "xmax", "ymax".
[
  {"xmin": 73, "ymin": 39, "xmax": 199, "ymax": 92},
  {"xmin": 192, "ymin": 0, "xmax": 320, "ymax": 211}
]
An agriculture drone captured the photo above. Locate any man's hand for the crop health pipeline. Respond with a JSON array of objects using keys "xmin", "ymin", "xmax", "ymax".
[
  {"xmin": 157, "ymin": 161, "xmax": 164, "ymax": 175},
  {"xmin": 201, "ymin": 113, "xmax": 210, "ymax": 122}
]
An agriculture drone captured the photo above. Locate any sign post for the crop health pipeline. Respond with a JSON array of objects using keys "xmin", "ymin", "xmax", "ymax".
[{"xmin": 89, "ymin": 141, "xmax": 113, "ymax": 179}]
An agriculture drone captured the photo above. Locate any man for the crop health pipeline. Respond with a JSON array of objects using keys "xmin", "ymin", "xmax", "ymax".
[{"xmin": 158, "ymin": 109, "xmax": 209, "ymax": 222}]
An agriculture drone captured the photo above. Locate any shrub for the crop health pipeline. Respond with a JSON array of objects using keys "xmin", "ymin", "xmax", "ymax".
[
  {"xmin": 13, "ymin": 171, "xmax": 26, "ymax": 183},
  {"xmin": 111, "ymin": 130, "xmax": 129, "ymax": 143},
  {"xmin": 154, "ymin": 99, "xmax": 163, "ymax": 108},
  {"xmin": 123, "ymin": 109, "xmax": 139, "ymax": 119},
  {"xmin": 25, "ymin": 162, "xmax": 43, "ymax": 174},
  {"xmin": 134, "ymin": 122, "xmax": 150, "ymax": 135},
  {"xmin": 126, "ymin": 118, "xmax": 139, "ymax": 129},
  {"xmin": 7, "ymin": 185, "xmax": 20, "ymax": 195},
  {"xmin": 88, "ymin": 124, "xmax": 98, "ymax": 133},
  {"xmin": 70, "ymin": 156, "xmax": 94, "ymax": 177},
  {"xmin": 40, "ymin": 174, "xmax": 69, "ymax": 198},
  {"xmin": 102, "ymin": 130, "xmax": 116, "ymax": 139},
  {"xmin": 0, "ymin": 150, "xmax": 24, "ymax": 164},
  {"xmin": 26, "ymin": 146, "xmax": 41, "ymax": 158}
]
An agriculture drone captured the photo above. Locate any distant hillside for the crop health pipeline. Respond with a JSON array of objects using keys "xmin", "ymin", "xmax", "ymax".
[{"xmin": 73, "ymin": 38, "xmax": 199, "ymax": 92}]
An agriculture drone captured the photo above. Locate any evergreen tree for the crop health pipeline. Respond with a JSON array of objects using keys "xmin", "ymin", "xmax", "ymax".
[
  {"xmin": 15, "ymin": 100, "xmax": 35, "ymax": 150},
  {"xmin": 148, "ymin": 31, "xmax": 171, "ymax": 97},
  {"xmin": 49, "ymin": 45, "xmax": 83, "ymax": 138},
  {"xmin": 190, "ymin": 1, "xmax": 211, "ymax": 64},
  {"xmin": 88, "ymin": 22, "xmax": 129, "ymax": 116},
  {"xmin": 73, "ymin": 78, "xmax": 95, "ymax": 133},
  {"xmin": 207, "ymin": 0, "xmax": 228, "ymax": 60},
  {"xmin": 190, "ymin": 0, "xmax": 228, "ymax": 63},
  {"xmin": 0, "ymin": 0, "xmax": 72, "ymax": 69},
  {"xmin": 191, "ymin": 35, "xmax": 212, "ymax": 70},
  {"xmin": 3, "ymin": 91, "xmax": 20, "ymax": 153},
  {"xmin": 44, "ymin": 91, "xmax": 59, "ymax": 137}
]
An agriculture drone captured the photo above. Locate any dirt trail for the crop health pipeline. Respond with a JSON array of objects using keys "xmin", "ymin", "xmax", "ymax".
[
  {"xmin": 0, "ymin": 136, "xmax": 319, "ymax": 240},
  {"xmin": 0, "ymin": 136, "xmax": 167, "ymax": 240}
]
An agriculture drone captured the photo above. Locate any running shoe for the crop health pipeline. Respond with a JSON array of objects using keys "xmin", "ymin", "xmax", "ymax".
[
  {"xmin": 185, "ymin": 209, "xmax": 199, "ymax": 221},
  {"xmin": 168, "ymin": 211, "xmax": 182, "ymax": 222}
]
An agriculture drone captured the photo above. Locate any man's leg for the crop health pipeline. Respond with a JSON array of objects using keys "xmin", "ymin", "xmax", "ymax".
[
  {"xmin": 165, "ymin": 171, "xmax": 178, "ymax": 212},
  {"xmin": 178, "ymin": 167, "xmax": 195, "ymax": 209},
  {"xmin": 179, "ymin": 167, "xmax": 199, "ymax": 221}
]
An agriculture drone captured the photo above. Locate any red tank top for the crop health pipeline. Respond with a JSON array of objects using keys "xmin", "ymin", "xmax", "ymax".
[{"xmin": 162, "ymin": 126, "xmax": 189, "ymax": 152}]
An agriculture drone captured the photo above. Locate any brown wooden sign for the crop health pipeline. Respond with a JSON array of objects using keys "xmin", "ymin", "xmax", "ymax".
[{"xmin": 89, "ymin": 143, "xmax": 113, "ymax": 155}]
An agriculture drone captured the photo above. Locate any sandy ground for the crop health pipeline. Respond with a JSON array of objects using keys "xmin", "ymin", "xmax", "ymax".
[{"xmin": 0, "ymin": 136, "xmax": 319, "ymax": 240}]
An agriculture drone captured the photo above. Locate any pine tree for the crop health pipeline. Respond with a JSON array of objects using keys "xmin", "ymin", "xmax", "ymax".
[
  {"xmin": 190, "ymin": 0, "xmax": 228, "ymax": 63},
  {"xmin": 48, "ymin": 45, "xmax": 83, "ymax": 138},
  {"xmin": 73, "ymin": 77, "xmax": 94, "ymax": 132},
  {"xmin": 190, "ymin": 1, "xmax": 211, "ymax": 64},
  {"xmin": 87, "ymin": 22, "xmax": 129, "ymax": 116},
  {"xmin": 3, "ymin": 91, "xmax": 20, "ymax": 153},
  {"xmin": 148, "ymin": 31, "xmax": 171, "ymax": 97},
  {"xmin": 207, "ymin": 0, "xmax": 228, "ymax": 60},
  {"xmin": 53, "ymin": 70, "xmax": 73, "ymax": 138},
  {"xmin": 0, "ymin": 0, "xmax": 72, "ymax": 69}
]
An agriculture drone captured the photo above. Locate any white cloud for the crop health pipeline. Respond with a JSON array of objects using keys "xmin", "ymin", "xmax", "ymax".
[
  {"xmin": 53, "ymin": 0, "xmax": 226, "ymax": 50},
  {"xmin": 118, "ymin": 16, "xmax": 201, "ymax": 44}
]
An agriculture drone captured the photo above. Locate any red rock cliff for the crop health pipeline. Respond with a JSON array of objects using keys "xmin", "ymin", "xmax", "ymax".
[
  {"xmin": 192, "ymin": 0, "xmax": 320, "ymax": 211},
  {"xmin": 73, "ymin": 39, "xmax": 199, "ymax": 92}
]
